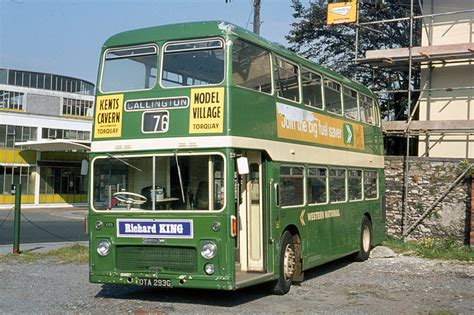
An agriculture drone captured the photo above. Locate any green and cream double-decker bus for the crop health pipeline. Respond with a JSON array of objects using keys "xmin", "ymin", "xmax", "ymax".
[{"xmin": 89, "ymin": 21, "xmax": 385, "ymax": 294}]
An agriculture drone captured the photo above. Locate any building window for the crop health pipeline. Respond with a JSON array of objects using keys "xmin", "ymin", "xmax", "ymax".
[
  {"xmin": 0, "ymin": 90, "xmax": 25, "ymax": 111},
  {"xmin": 0, "ymin": 69, "xmax": 7, "ymax": 84},
  {"xmin": 0, "ymin": 124, "xmax": 37, "ymax": 148},
  {"xmin": 0, "ymin": 166, "xmax": 36, "ymax": 195},
  {"xmin": 39, "ymin": 166, "xmax": 88, "ymax": 195},
  {"xmin": 42, "ymin": 127, "xmax": 90, "ymax": 141},
  {"xmin": 1, "ymin": 69, "xmax": 94, "ymax": 95},
  {"xmin": 62, "ymin": 98, "xmax": 93, "ymax": 117}
]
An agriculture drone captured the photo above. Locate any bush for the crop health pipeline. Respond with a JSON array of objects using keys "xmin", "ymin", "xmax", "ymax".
[{"xmin": 384, "ymin": 236, "xmax": 473, "ymax": 262}]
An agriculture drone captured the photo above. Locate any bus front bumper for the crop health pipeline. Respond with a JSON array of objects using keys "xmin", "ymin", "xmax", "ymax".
[{"xmin": 90, "ymin": 271, "xmax": 234, "ymax": 291}]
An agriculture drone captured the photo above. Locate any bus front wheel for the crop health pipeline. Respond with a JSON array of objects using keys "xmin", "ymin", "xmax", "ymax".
[
  {"xmin": 270, "ymin": 231, "xmax": 296, "ymax": 295},
  {"xmin": 354, "ymin": 216, "xmax": 372, "ymax": 262}
]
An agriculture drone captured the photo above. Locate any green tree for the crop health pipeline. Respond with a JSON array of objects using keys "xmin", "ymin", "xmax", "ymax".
[{"xmin": 287, "ymin": 0, "xmax": 421, "ymax": 122}]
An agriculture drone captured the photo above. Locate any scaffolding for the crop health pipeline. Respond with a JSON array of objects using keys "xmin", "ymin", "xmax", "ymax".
[{"xmin": 351, "ymin": 0, "xmax": 473, "ymax": 237}]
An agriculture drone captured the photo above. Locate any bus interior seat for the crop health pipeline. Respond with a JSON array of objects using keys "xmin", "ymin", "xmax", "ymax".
[
  {"xmin": 140, "ymin": 186, "xmax": 153, "ymax": 209},
  {"xmin": 195, "ymin": 181, "xmax": 209, "ymax": 210}
]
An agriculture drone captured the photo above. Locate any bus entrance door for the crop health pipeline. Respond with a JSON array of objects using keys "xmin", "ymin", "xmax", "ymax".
[{"xmin": 237, "ymin": 151, "xmax": 264, "ymax": 274}]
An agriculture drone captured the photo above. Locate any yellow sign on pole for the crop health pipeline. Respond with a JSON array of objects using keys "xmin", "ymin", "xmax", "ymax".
[
  {"xmin": 327, "ymin": 0, "xmax": 357, "ymax": 25},
  {"xmin": 94, "ymin": 94, "xmax": 124, "ymax": 138}
]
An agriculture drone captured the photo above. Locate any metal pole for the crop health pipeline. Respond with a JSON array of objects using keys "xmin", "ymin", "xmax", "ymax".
[
  {"xmin": 354, "ymin": 0, "xmax": 360, "ymax": 63},
  {"xmin": 253, "ymin": 0, "xmax": 261, "ymax": 35},
  {"xmin": 374, "ymin": 86, "xmax": 474, "ymax": 94},
  {"xmin": 402, "ymin": 0, "xmax": 415, "ymax": 238},
  {"xmin": 12, "ymin": 184, "xmax": 21, "ymax": 254}
]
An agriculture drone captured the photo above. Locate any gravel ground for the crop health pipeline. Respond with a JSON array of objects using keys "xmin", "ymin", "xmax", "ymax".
[{"xmin": 1, "ymin": 251, "xmax": 473, "ymax": 314}]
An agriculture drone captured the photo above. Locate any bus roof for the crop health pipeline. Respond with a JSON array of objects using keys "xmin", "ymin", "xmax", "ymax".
[{"xmin": 103, "ymin": 21, "xmax": 375, "ymax": 97}]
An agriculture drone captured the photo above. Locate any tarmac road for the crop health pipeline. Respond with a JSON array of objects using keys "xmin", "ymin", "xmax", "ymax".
[
  {"xmin": 0, "ymin": 207, "xmax": 87, "ymax": 245},
  {"xmin": 0, "ymin": 252, "xmax": 472, "ymax": 314}
]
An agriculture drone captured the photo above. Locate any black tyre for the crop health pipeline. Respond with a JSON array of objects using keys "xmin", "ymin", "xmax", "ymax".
[
  {"xmin": 354, "ymin": 216, "xmax": 372, "ymax": 262},
  {"xmin": 270, "ymin": 231, "xmax": 296, "ymax": 295}
]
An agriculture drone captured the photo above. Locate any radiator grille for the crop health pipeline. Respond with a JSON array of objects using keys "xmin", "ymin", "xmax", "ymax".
[{"xmin": 116, "ymin": 246, "xmax": 197, "ymax": 273}]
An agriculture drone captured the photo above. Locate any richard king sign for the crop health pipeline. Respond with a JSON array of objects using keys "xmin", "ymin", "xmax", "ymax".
[{"xmin": 117, "ymin": 219, "xmax": 193, "ymax": 239}]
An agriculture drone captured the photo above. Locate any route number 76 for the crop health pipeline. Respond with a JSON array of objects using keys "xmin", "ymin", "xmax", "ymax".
[{"xmin": 142, "ymin": 111, "xmax": 169, "ymax": 133}]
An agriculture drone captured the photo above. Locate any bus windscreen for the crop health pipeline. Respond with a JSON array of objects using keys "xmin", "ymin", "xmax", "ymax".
[{"xmin": 92, "ymin": 154, "xmax": 225, "ymax": 211}]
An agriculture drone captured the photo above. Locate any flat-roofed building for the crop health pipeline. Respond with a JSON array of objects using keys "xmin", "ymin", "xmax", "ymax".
[{"xmin": 0, "ymin": 68, "xmax": 94, "ymax": 206}]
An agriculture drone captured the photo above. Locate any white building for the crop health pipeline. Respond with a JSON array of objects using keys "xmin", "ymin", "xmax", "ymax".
[
  {"xmin": 0, "ymin": 68, "xmax": 94, "ymax": 206},
  {"xmin": 417, "ymin": 0, "xmax": 474, "ymax": 158}
]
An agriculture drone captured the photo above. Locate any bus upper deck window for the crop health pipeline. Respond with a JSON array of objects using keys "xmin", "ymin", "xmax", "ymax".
[
  {"xmin": 161, "ymin": 38, "xmax": 224, "ymax": 88},
  {"xmin": 343, "ymin": 87, "xmax": 358, "ymax": 120},
  {"xmin": 302, "ymin": 69, "xmax": 323, "ymax": 109},
  {"xmin": 360, "ymin": 94, "xmax": 374, "ymax": 125},
  {"xmin": 324, "ymin": 79, "xmax": 342, "ymax": 115},
  {"xmin": 101, "ymin": 45, "xmax": 158, "ymax": 93},
  {"xmin": 232, "ymin": 39, "xmax": 272, "ymax": 94},
  {"xmin": 275, "ymin": 57, "xmax": 300, "ymax": 103}
]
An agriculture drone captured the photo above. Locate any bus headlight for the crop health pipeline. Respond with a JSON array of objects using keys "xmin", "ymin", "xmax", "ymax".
[
  {"xmin": 200, "ymin": 241, "xmax": 217, "ymax": 259},
  {"xmin": 97, "ymin": 240, "xmax": 111, "ymax": 256},
  {"xmin": 204, "ymin": 263, "xmax": 215, "ymax": 275}
]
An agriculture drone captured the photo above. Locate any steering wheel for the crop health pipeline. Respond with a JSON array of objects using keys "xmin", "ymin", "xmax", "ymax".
[{"xmin": 113, "ymin": 192, "xmax": 147, "ymax": 208}]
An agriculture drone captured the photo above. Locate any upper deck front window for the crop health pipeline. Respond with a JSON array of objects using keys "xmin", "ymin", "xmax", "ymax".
[
  {"xmin": 101, "ymin": 45, "xmax": 158, "ymax": 92},
  {"xmin": 161, "ymin": 38, "xmax": 224, "ymax": 87}
]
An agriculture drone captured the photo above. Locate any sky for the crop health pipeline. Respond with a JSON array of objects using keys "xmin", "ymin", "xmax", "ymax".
[{"xmin": 0, "ymin": 0, "xmax": 310, "ymax": 84}]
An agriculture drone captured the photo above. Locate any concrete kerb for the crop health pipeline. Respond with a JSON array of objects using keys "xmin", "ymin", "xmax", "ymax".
[{"xmin": 0, "ymin": 241, "xmax": 88, "ymax": 256}]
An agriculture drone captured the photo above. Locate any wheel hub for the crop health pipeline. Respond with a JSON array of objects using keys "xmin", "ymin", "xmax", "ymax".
[
  {"xmin": 283, "ymin": 244, "xmax": 296, "ymax": 280},
  {"xmin": 362, "ymin": 226, "xmax": 370, "ymax": 252}
]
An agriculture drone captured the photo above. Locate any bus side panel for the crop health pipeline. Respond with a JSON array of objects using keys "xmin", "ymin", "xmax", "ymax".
[{"xmin": 228, "ymin": 87, "xmax": 276, "ymax": 140}]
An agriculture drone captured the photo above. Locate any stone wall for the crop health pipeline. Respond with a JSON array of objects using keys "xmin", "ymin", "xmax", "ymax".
[{"xmin": 384, "ymin": 156, "xmax": 472, "ymax": 244}]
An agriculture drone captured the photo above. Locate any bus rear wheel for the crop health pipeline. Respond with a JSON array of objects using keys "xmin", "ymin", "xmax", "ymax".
[
  {"xmin": 354, "ymin": 216, "xmax": 372, "ymax": 262},
  {"xmin": 270, "ymin": 231, "xmax": 296, "ymax": 295}
]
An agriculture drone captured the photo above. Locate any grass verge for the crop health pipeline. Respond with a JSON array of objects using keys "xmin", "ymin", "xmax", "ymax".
[
  {"xmin": 384, "ymin": 237, "xmax": 473, "ymax": 262},
  {"xmin": 0, "ymin": 244, "xmax": 88, "ymax": 264}
]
